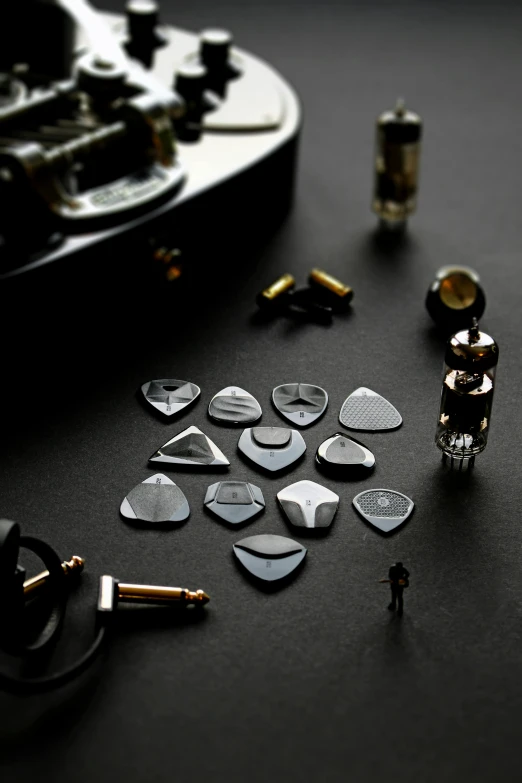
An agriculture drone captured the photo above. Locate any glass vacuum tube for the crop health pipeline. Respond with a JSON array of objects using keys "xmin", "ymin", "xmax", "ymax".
[
  {"xmin": 435, "ymin": 320, "xmax": 499, "ymax": 469},
  {"xmin": 372, "ymin": 98, "xmax": 422, "ymax": 230}
]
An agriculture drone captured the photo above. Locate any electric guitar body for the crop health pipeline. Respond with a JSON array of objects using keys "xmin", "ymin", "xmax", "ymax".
[{"xmin": 0, "ymin": 1, "xmax": 301, "ymax": 294}]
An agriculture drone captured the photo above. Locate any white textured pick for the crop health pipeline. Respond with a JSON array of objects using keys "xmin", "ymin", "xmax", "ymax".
[
  {"xmin": 208, "ymin": 386, "xmax": 262, "ymax": 425},
  {"xmin": 339, "ymin": 387, "xmax": 402, "ymax": 431},
  {"xmin": 120, "ymin": 474, "xmax": 190, "ymax": 523},
  {"xmin": 352, "ymin": 489, "xmax": 414, "ymax": 533}
]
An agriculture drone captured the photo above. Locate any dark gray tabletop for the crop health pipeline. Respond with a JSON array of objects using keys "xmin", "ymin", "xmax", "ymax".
[{"xmin": 1, "ymin": 1, "xmax": 522, "ymax": 781}]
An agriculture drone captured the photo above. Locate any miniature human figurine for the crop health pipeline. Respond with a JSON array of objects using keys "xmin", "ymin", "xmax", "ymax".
[{"xmin": 381, "ymin": 562, "xmax": 410, "ymax": 616}]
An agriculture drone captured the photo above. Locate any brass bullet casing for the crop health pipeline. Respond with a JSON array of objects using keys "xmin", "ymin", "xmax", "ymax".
[
  {"xmin": 256, "ymin": 273, "xmax": 295, "ymax": 310},
  {"xmin": 372, "ymin": 98, "xmax": 422, "ymax": 229},
  {"xmin": 97, "ymin": 575, "xmax": 210, "ymax": 613},
  {"xmin": 308, "ymin": 268, "xmax": 353, "ymax": 312},
  {"xmin": 426, "ymin": 266, "xmax": 486, "ymax": 333},
  {"xmin": 23, "ymin": 555, "xmax": 85, "ymax": 599}
]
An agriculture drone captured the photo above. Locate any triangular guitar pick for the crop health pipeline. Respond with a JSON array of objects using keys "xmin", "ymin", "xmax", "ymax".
[
  {"xmin": 208, "ymin": 386, "xmax": 262, "ymax": 424},
  {"xmin": 352, "ymin": 489, "xmax": 414, "ymax": 533},
  {"xmin": 272, "ymin": 383, "xmax": 328, "ymax": 426},
  {"xmin": 277, "ymin": 480, "xmax": 339, "ymax": 529},
  {"xmin": 149, "ymin": 425, "xmax": 230, "ymax": 467},
  {"xmin": 141, "ymin": 379, "xmax": 200, "ymax": 417},
  {"xmin": 233, "ymin": 534, "xmax": 307, "ymax": 582},
  {"xmin": 120, "ymin": 474, "xmax": 190, "ymax": 523},
  {"xmin": 339, "ymin": 387, "xmax": 402, "ymax": 431}
]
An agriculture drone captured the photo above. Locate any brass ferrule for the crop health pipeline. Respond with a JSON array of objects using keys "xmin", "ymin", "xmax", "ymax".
[
  {"xmin": 309, "ymin": 268, "xmax": 353, "ymax": 300},
  {"xmin": 23, "ymin": 555, "xmax": 85, "ymax": 598},
  {"xmin": 260, "ymin": 273, "xmax": 295, "ymax": 301}
]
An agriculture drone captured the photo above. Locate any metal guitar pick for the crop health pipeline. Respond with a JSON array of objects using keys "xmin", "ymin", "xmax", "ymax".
[
  {"xmin": 208, "ymin": 386, "xmax": 262, "ymax": 424},
  {"xmin": 272, "ymin": 383, "xmax": 328, "ymax": 426},
  {"xmin": 277, "ymin": 480, "xmax": 339, "ymax": 529},
  {"xmin": 120, "ymin": 474, "xmax": 190, "ymax": 523},
  {"xmin": 141, "ymin": 379, "xmax": 200, "ymax": 417},
  {"xmin": 352, "ymin": 489, "xmax": 414, "ymax": 533},
  {"xmin": 316, "ymin": 433, "xmax": 375, "ymax": 475},
  {"xmin": 238, "ymin": 427, "xmax": 306, "ymax": 472},
  {"xmin": 204, "ymin": 481, "xmax": 265, "ymax": 525},
  {"xmin": 339, "ymin": 387, "xmax": 402, "ymax": 431},
  {"xmin": 233, "ymin": 534, "xmax": 307, "ymax": 582},
  {"xmin": 149, "ymin": 425, "xmax": 230, "ymax": 467}
]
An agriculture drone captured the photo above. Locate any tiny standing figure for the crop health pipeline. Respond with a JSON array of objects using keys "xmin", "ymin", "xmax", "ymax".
[{"xmin": 380, "ymin": 561, "xmax": 410, "ymax": 616}]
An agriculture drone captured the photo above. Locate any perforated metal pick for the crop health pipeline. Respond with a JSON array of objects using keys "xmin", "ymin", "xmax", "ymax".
[
  {"xmin": 277, "ymin": 480, "xmax": 339, "ymax": 529},
  {"xmin": 208, "ymin": 386, "xmax": 262, "ymax": 424},
  {"xmin": 141, "ymin": 379, "xmax": 200, "ymax": 417},
  {"xmin": 149, "ymin": 425, "xmax": 230, "ymax": 467},
  {"xmin": 316, "ymin": 433, "xmax": 375, "ymax": 475},
  {"xmin": 272, "ymin": 383, "xmax": 328, "ymax": 426},
  {"xmin": 233, "ymin": 534, "xmax": 307, "ymax": 582},
  {"xmin": 238, "ymin": 427, "xmax": 306, "ymax": 472},
  {"xmin": 120, "ymin": 474, "xmax": 190, "ymax": 523},
  {"xmin": 339, "ymin": 387, "xmax": 402, "ymax": 431},
  {"xmin": 204, "ymin": 481, "xmax": 265, "ymax": 525},
  {"xmin": 352, "ymin": 489, "xmax": 414, "ymax": 533}
]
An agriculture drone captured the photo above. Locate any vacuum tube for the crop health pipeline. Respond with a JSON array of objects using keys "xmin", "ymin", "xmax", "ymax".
[
  {"xmin": 372, "ymin": 98, "xmax": 422, "ymax": 230},
  {"xmin": 435, "ymin": 320, "xmax": 499, "ymax": 469}
]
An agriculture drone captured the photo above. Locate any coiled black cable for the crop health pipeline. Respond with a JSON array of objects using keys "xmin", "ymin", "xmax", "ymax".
[{"xmin": 0, "ymin": 521, "xmax": 107, "ymax": 694}]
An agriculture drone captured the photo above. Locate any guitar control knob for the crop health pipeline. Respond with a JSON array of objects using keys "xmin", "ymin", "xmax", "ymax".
[
  {"xmin": 174, "ymin": 63, "xmax": 207, "ymax": 102},
  {"xmin": 174, "ymin": 64, "xmax": 211, "ymax": 142},
  {"xmin": 198, "ymin": 28, "xmax": 241, "ymax": 96},
  {"xmin": 200, "ymin": 28, "xmax": 233, "ymax": 73},
  {"xmin": 125, "ymin": 0, "xmax": 166, "ymax": 69}
]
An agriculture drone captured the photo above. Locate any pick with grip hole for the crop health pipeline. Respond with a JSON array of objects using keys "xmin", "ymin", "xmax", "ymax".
[{"xmin": 352, "ymin": 489, "xmax": 414, "ymax": 533}]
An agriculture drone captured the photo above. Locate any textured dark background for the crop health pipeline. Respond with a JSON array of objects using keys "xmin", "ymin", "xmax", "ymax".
[{"xmin": 1, "ymin": 1, "xmax": 522, "ymax": 781}]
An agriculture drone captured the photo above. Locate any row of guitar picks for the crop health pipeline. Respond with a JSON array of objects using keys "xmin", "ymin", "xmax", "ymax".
[
  {"xmin": 141, "ymin": 380, "xmax": 403, "ymax": 431},
  {"xmin": 120, "ymin": 474, "xmax": 415, "ymax": 535},
  {"xmin": 147, "ymin": 424, "xmax": 377, "ymax": 476}
]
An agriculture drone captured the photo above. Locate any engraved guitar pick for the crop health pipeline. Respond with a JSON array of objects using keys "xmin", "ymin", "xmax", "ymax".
[
  {"xmin": 149, "ymin": 425, "xmax": 230, "ymax": 467},
  {"xmin": 204, "ymin": 481, "xmax": 265, "ymax": 525},
  {"xmin": 339, "ymin": 387, "xmax": 402, "ymax": 431},
  {"xmin": 316, "ymin": 433, "xmax": 375, "ymax": 476},
  {"xmin": 277, "ymin": 479, "xmax": 339, "ymax": 529},
  {"xmin": 352, "ymin": 489, "xmax": 414, "ymax": 533},
  {"xmin": 272, "ymin": 383, "xmax": 328, "ymax": 426},
  {"xmin": 120, "ymin": 474, "xmax": 190, "ymax": 523},
  {"xmin": 141, "ymin": 379, "xmax": 200, "ymax": 417},
  {"xmin": 233, "ymin": 534, "xmax": 307, "ymax": 582},
  {"xmin": 208, "ymin": 386, "xmax": 262, "ymax": 424},
  {"xmin": 238, "ymin": 427, "xmax": 306, "ymax": 472}
]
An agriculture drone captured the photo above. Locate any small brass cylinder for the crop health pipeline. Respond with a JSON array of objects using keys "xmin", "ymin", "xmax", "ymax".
[
  {"xmin": 256, "ymin": 273, "xmax": 295, "ymax": 309},
  {"xmin": 308, "ymin": 268, "xmax": 353, "ymax": 311}
]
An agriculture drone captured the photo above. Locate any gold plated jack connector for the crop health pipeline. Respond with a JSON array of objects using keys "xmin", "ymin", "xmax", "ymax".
[
  {"xmin": 97, "ymin": 575, "xmax": 210, "ymax": 613},
  {"xmin": 23, "ymin": 555, "xmax": 85, "ymax": 598}
]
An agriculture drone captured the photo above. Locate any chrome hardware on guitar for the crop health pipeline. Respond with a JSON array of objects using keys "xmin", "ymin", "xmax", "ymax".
[{"xmin": 0, "ymin": 0, "xmax": 301, "ymax": 284}]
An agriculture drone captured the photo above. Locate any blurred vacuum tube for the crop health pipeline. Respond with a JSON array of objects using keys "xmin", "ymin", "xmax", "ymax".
[
  {"xmin": 372, "ymin": 98, "xmax": 422, "ymax": 230},
  {"xmin": 435, "ymin": 319, "xmax": 499, "ymax": 470}
]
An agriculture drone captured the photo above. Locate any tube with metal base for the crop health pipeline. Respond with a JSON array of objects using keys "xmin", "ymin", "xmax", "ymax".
[{"xmin": 435, "ymin": 319, "xmax": 499, "ymax": 469}]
